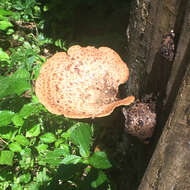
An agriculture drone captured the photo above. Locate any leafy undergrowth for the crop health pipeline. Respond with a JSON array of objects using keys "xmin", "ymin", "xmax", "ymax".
[{"xmin": 0, "ymin": 1, "xmax": 112, "ymax": 189}]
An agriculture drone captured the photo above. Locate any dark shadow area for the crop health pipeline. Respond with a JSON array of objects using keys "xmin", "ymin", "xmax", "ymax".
[
  {"xmin": 39, "ymin": 0, "xmax": 131, "ymax": 59},
  {"xmin": 145, "ymin": 53, "xmax": 173, "ymax": 137}
]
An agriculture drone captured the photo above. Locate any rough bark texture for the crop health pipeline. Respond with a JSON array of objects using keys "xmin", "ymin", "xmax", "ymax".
[
  {"xmin": 138, "ymin": 53, "xmax": 190, "ymax": 190},
  {"xmin": 125, "ymin": 0, "xmax": 190, "ymax": 189},
  {"xmin": 137, "ymin": 1, "xmax": 190, "ymax": 189}
]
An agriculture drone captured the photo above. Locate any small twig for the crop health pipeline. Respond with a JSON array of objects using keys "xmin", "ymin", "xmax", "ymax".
[{"xmin": 0, "ymin": 137, "xmax": 8, "ymax": 145}]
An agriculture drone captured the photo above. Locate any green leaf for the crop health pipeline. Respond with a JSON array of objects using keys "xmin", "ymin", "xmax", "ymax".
[
  {"xmin": 36, "ymin": 144, "xmax": 48, "ymax": 152},
  {"xmin": 0, "ymin": 69, "xmax": 31, "ymax": 98},
  {"xmin": 70, "ymin": 122, "xmax": 93, "ymax": 157},
  {"xmin": 62, "ymin": 155, "xmax": 82, "ymax": 165},
  {"xmin": 12, "ymin": 114, "xmax": 24, "ymax": 127},
  {"xmin": 0, "ymin": 20, "xmax": 13, "ymax": 31},
  {"xmin": 91, "ymin": 170, "xmax": 108, "ymax": 188},
  {"xmin": 0, "ymin": 125, "xmax": 17, "ymax": 140},
  {"xmin": 15, "ymin": 135, "xmax": 30, "ymax": 146},
  {"xmin": 0, "ymin": 150, "xmax": 14, "ymax": 166},
  {"xmin": 89, "ymin": 151, "xmax": 112, "ymax": 169},
  {"xmin": 42, "ymin": 149, "xmax": 65, "ymax": 166},
  {"xmin": 0, "ymin": 48, "xmax": 10, "ymax": 62},
  {"xmin": 0, "ymin": 110, "xmax": 15, "ymax": 127},
  {"xmin": 26, "ymin": 124, "xmax": 40, "ymax": 137},
  {"xmin": 0, "ymin": 8, "xmax": 14, "ymax": 16},
  {"xmin": 19, "ymin": 103, "xmax": 42, "ymax": 118},
  {"xmin": 18, "ymin": 173, "xmax": 31, "ymax": 184},
  {"xmin": 8, "ymin": 142, "xmax": 22, "ymax": 152},
  {"xmin": 40, "ymin": 132, "xmax": 56, "ymax": 143}
]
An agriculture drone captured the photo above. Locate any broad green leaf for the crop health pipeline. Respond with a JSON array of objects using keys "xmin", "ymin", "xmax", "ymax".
[
  {"xmin": 0, "ymin": 48, "xmax": 10, "ymax": 62},
  {"xmin": 8, "ymin": 142, "xmax": 22, "ymax": 152},
  {"xmin": 70, "ymin": 122, "xmax": 93, "ymax": 157},
  {"xmin": 0, "ymin": 20, "xmax": 13, "ymax": 31},
  {"xmin": 18, "ymin": 173, "xmax": 31, "ymax": 184},
  {"xmin": 91, "ymin": 170, "xmax": 108, "ymax": 188},
  {"xmin": 0, "ymin": 110, "xmax": 15, "ymax": 127},
  {"xmin": 36, "ymin": 144, "xmax": 48, "ymax": 152},
  {"xmin": 0, "ymin": 150, "xmax": 14, "ymax": 166},
  {"xmin": 40, "ymin": 132, "xmax": 56, "ymax": 143},
  {"xmin": 0, "ymin": 69, "xmax": 31, "ymax": 98},
  {"xmin": 62, "ymin": 155, "xmax": 82, "ymax": 165},
  {"xmin": 15, "ymin": 135, "xmax": 30, "ymax": 146},
  {"xmin": 19, "ymin": 103, "xmax": 42, "ymax": 118},
  {"xmin": 12, "ymin": 114, "xmax": 24, "ymax": 127},
  {"xmin": 13, "ymin": 68, "xmax": 30, "ymax": 79},
  {"xmin": 26, "ymin": 124, "xmax": 40, "ymax": 137},
  {"xmin": 89, "ymin": 151, "xmax": 112, "ymax": 169},
  {"xmin": 42, "ymin": 149, "xmax": 65, "ymax": 166},
  {"xmin": 0, "ymin": 8, "xmax": 14, "ymax": 16},
  {"xmin": 12, "ymin": 183, "xmax": 22, "ymax": 190}
]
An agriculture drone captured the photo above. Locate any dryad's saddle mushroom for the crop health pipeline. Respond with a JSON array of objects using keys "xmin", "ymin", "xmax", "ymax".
[{"xmin": 35, "ymin": 45, "xmax": 134, "ymax": 118}]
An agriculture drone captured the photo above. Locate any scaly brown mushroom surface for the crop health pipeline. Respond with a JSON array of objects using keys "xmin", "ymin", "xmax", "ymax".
[{"xmin": 35, "ymin": 45, "xmax": 134, "ymax": 118}]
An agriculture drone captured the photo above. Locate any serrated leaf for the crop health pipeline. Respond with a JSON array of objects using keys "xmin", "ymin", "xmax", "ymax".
[
  {"xmin": 0, "ymin": 110, "xmax": 15, "ymax": 127},
  {"xmin": 89, "ymin": 151, "xmax": 112, "ymax": 169},
  {"xmin": 91, "ymin": 170, "xmax": 108, "ymax": 188},
  {"xmin": 8, "ymin": 142, "xmax": 22, "ymax": 152},
  {"xmin": 0, "ymin": 150, "xmax": 14, "ymax": 166},
  {"xmin": 62, "ymin": 155, "xmax": 82, "ymax": 165},
  {"xmin": 12, "ymin": 114, "xmax": 24, "ymax": 127},
  {"xmin": 0, "ymin": 20, "xmax": 13, "ymax": 30},
  {"xmin": 70, "ymin": 122, "xmax": 93, "ymax": 157},
  {"xmin": 26, "ymin": 124, "xmax": 40, "ymax": 137},
  {"xmin": 40, "ymin": 132, "xmax": 56, "ymax": 143},
  {"xmin": 15, "ymin": 135, "xmax": 30, "ymax": 146}
]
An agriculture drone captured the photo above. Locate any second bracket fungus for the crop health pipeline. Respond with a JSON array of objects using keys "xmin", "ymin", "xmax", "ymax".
[{"xmin": 35, "ymin": 45, "xmax": 134, "ymax": 118}]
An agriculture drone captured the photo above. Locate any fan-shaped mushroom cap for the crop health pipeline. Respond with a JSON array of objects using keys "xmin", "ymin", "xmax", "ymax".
[{"xmin": 35, "ymin": 45, "xmax": 134, "ymax": 118}]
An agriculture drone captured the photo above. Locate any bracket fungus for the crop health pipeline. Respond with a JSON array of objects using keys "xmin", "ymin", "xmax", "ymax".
[{"xmin": 35, "ymin": 45, "xmax": 134, "ymax": 118}]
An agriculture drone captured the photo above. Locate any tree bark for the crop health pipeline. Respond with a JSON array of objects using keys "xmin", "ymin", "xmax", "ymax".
[
  {"xmin": 138, "ymin": 50, "xmax": 190, "ymax": 190},
  {"xmin": 124, "ymin": 0, "xmax": 190, "ymax": 189}
]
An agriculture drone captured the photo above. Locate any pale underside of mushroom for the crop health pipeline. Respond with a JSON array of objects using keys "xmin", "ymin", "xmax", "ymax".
[{"xmin": 35, "ymin": 45, "xmax": 134, "ymax": 118}]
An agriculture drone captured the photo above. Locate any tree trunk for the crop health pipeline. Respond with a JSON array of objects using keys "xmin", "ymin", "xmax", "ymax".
[{"xmin": 124, "ymin": 0, "xmax": 190, "ymax": 189}]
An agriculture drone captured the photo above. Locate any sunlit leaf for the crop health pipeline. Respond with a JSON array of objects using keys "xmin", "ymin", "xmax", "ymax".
[
  {"xmin": 26, "ymin": 124, "xmax": 40, "ymax": 137},
  {"xmin": 15, "ymin": 135, "xmax": 30, "ymax": 146},
  {"xmin": 18, "ymin": 173, "xmax": 31, "ymax": 184},
  {"xmin": 0, "ymin": 48, "xmax": 10, "ymax": 62},
  {"xmin": 0, "ymin": 20, "xmax": 13, "ymax": 30},
  {"xmin": 12, "ymin": 114, "xmax": 24, "ymax": 127},
  {"xmin": 62, "ymin": 155, "xmax": 82, "ymax": 165},
  {"xmin": 0, "ymin": 150, "xmax": 14, "ymax": 166},
  {"xmin": 8, "ymin": 142, "xmax": 22, "ymax": 152},
  {"xmin": 40, "ymin": 132, "xmax": 56, "ymax": 143}
]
